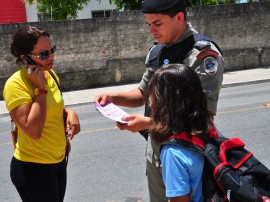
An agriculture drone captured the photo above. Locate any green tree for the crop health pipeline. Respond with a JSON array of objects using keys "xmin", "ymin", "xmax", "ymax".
[
  {"xmin": 110, "ymin": 0, "xmax": 141, "ymax": 11},
  {"xmin": 25, "ymin": 0, "xmax": 89, "ymax": 20}
]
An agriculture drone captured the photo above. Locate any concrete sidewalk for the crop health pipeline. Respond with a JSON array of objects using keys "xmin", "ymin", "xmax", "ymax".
[{"xmin": 1, "ymin": 67, "xmax": 270, "ymax": 115}]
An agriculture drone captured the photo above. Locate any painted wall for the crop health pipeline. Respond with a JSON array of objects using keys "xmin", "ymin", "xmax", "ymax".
[
  {"xmin": 25, "ymin": 3, "xmax": 38, "ymax": 22},
  {"xmin": 0, "ymin": 0, "xmax": 26, "ymax": 24}
]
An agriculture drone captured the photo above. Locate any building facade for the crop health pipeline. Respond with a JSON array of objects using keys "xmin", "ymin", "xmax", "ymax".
[
  {"xmin": 0, "ymin": 0, "xmax": 116, "ymax": 24},
  {"xmin": 0, "ymin": 0, "xmax": 27, "ymax": 24},
  {"xmin": 26, "ymin": 0, "xmax": 116, "ymax": 22}
]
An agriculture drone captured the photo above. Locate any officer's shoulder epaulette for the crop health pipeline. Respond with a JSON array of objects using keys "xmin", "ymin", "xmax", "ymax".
[
  {"xmin": 149, "ymin": 42, "xmax": 159, "ymax": 51},
  {"xmin": 194, "ymin": 40, "xmax": 211, "ymax": 50},
  {"xmin": 195, "ymin": 40, "xmax": 219, "ymax": 61}
]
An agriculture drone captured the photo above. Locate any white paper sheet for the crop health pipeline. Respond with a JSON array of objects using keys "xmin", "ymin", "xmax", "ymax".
[{"xmin": 95, "ymin": 102, "xmax": 129, "ymax": 124}]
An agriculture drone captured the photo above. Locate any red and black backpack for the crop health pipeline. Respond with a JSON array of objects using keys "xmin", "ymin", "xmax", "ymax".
[{"xmin": 162, "ymin": 127, "xmax": 270, "ymax": 202}]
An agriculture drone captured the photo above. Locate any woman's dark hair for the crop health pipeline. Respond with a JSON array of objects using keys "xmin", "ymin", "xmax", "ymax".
[
  {"xmin": 11, "ymin": 25, "xmax": 50, "ymax": 64},
  {"xmin": 147, "ymin": 64, "xmax": 210, "ymax": 143}
]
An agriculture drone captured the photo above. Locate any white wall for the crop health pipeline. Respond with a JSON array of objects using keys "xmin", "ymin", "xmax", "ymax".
[
  {"xmin": 25, "ymin": 2, "xmax": 38, "ymax": 22},
  {"xmin": 77, "ymin": 0, "xmax": 116, "ymax": 19},
  {"xmin": 25, "ymin": 0, "xmax": 116, "ymax": 22}
]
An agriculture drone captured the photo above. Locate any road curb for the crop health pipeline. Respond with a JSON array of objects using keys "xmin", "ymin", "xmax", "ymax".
[{"xmin": 221, "ymin": 79, "xmax": 270, "ymax": 88}]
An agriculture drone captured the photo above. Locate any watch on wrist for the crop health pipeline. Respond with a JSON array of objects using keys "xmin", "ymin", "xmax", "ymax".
[{"xmin": 34, "ymin": 88, "xmax": 47, "ymax": 96}]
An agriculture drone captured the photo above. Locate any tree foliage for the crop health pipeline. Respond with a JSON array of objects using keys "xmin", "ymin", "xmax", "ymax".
[
  {"xmin": 110, "ymin": 0, "xmax": 141, "ymax": 11},
  {"xmin": 24, "ymin": 0, "xmax": 89, "ymax": 20}
]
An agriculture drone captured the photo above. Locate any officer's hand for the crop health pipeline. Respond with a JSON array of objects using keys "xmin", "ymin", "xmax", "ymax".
[
  {"xmin": 94, "ymin": 94, "xmax": 113, "ymax": 106},
  {"xmin": 116, "ymin": 114, "xmax": 150, "ymax": 133}
]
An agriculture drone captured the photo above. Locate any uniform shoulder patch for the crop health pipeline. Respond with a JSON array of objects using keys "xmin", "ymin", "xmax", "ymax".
[
  {"xmin": 196, "ymin": 49, "xmax": 219, "ymax": 61},
  {"xmin": 203, "ymin": 57, "xmax": 218, "ymax": 75}
]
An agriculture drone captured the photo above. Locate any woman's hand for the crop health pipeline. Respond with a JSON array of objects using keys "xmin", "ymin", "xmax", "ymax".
[
  {"xmin": 64, "ymin": 109, "xmax": 80, "ymax": 140},
  {"xmin": 25, "ymin": 64, "xmax": 47, "ymax": 89}
]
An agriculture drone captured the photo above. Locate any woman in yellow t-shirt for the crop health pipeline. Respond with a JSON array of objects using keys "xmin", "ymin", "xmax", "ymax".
[{"xmin": 3, "ymin": 25, "xmax": 80, "ymax": 202}]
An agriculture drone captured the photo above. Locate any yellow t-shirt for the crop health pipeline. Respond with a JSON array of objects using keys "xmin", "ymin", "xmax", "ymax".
[{"xmin": 3, "ymin": 68, "xmax": 66, "ymax": 164}]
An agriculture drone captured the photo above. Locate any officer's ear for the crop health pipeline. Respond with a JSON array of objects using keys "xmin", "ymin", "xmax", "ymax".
[{"xmin": 176, "ymin": 12, "xmax": 184, "ymax": 24}]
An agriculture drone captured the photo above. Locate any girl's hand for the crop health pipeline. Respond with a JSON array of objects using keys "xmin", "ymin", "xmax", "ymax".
[{"xmin": 116, "ymin": 114, "xmax": 150, "ymax": 133}]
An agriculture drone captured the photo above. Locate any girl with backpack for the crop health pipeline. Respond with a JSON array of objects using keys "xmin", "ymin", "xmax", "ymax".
[{"xmin": 147, "ymin": 64, "xmax": 212, "ymax": 202}]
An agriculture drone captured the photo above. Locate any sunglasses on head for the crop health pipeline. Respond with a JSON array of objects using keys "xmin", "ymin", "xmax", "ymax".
[{"xmin": 28, "ymin": 44, "xmax": 57, "ymax": 60}]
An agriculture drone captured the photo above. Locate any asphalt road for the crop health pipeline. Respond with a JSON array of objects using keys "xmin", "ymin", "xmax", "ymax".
[{"xmin": 0, "ymin": 82, "xmax": 270, "ymax": 202}]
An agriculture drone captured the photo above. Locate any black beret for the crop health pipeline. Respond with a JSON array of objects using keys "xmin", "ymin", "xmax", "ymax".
[{"xmin": 141, "ymin": 0, "xmax": 184, "ymax": 14}]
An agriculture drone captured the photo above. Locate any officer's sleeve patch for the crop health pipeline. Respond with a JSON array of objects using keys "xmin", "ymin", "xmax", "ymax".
[
  {"xmin": 203, "ymin": 57, "xmax": 218, "ymax": 75},
  {"xmin": 196, "ymin": 49, "xmax": 219, "ymax": 61}
]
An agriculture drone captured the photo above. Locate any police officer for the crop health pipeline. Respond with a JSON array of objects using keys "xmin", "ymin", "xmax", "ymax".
[{"xmin": 95, "ymin": 0, "xmax": 224, "ymax": 201}]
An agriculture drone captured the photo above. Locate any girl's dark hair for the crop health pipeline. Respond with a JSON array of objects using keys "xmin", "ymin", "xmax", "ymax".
[
  {"xmin": 147, "ymin": 64, "xmax": 210, "ymax": 143},
  {"xmin": 11, "ymin": 25, "xmax": 50, "ymax": 63}
]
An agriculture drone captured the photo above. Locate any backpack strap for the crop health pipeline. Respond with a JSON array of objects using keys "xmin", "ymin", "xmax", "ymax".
[
  {"xmin": 48, "ymin": 70, "xmax": 71, "ymax": 163},
  {"xmin": 48, "ymin": 70, "xmax": 62, "ymax": 93},
  {"xmin": 162, "ymin": 126, "xmax": 220, "ymax": 153},
  {"xmin": 162, "ymin": 131, "xmax": 206, "ymax": 155},
  {"xmin": 168, "ymin": 132, "xmax": 205, "ymax": 150}
]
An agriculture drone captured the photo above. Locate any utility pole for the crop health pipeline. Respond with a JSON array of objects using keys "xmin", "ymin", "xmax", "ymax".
[{"xmin": 51, "ymin": 5, "xmax": 52, "ymax": 20}]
